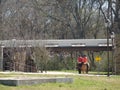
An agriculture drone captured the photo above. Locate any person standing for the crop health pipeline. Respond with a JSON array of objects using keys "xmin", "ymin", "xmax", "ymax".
[{"xmin": 77, "ymin": 55, "xmax": 83, "ymax": 74}]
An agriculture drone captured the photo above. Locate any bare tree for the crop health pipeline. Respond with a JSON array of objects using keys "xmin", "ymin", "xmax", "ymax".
[
  {"xmin": 98, "ymin": 0, "xmax": 120, "ymax": 74},
  {"xmin": 1, "ymin": 0, "xmax": 44, "ymax": 39},
  {"xmin": 113, "ymin": 0, "xmax": 120, "ymax": 74},
  {"xmin": 1, "ymin": 0, "xmax": 109, "ymax": 39},
  {"xmin": 1, "ymin": 0, "xmax": 51, "ymax": 72},
  {"xmin": 0, "ymin": 0, "xmax": 2, "ymax": 39},
  {"xmin": 32, "ymin": 0, "xmax": 105, "ymax": 39},
  {"xmin": 34, "ymin": 46, "xmax": 49, "ymax": 73}
]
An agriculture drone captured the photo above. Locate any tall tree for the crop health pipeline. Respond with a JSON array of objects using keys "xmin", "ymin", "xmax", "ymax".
[
  {"xmin": 113, "ymin": 0, "xmax": 120, "ymax": 74},
  {"xmin": 0, "ymin": 0, "xmax": 1, "ymax": 23},
  {"xmin": 98, "ymin": 0, "xmax": 120, "ymax": 74}
]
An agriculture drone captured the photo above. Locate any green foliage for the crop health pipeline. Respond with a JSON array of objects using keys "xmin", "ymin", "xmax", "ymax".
[
  {"xmin": 94, "ymin": 51, "xmax": 113, "ymax": 72},
  {"xmin": 34, "ymin": 47, "xmax": 49, "ymax": 72},
  {"xmin": 46, "ymin": 55, "xmax": 76, "ymax": 71}
]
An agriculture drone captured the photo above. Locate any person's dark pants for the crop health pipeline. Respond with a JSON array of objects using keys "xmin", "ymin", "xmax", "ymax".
[{"xmin": 77, "ymin": 63, "xmax": 83, "ymax": 74}]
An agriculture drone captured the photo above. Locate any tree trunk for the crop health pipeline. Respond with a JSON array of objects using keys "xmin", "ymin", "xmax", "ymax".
[
  {"xmin": 114, "ymin": 34, "xmax": 120, "ymax": 74},
  {"xmin": 113, "ymin": 0, "xmax": 120, "ymax": 74},
  {"xmin": 0, "ymin": 0, "xmax": 2, "ymax": 34}
]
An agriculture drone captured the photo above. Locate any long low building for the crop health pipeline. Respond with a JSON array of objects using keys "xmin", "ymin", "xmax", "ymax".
[
  {"xmin": 0, "ymin": 39, "xmax": 113, "ymax": 72},
  {"xmin": 0, "ymin": 39, "xmax": 113, "ymax": 51}
]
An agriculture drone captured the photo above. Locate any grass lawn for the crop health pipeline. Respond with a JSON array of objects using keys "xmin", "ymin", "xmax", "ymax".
[{"xmin": 0, "ymin": 72, "xmax": 120, "ymax": 90}]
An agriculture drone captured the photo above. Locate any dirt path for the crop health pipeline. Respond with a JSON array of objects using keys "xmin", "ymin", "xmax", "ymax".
[{"xmin": 0, "ymin": 71, "xmax": 107, "ymax": 77}]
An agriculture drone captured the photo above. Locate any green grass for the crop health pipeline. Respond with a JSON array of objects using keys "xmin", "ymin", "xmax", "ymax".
[{"xmin": 0, "ymin": 72, "xmax": 120, "ymax": 90}]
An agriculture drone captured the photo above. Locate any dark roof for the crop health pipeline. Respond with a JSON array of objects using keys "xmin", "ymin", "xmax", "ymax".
[{"xmin": 0, "ymin": 39, "xmax": 113, "ymax": 51}]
